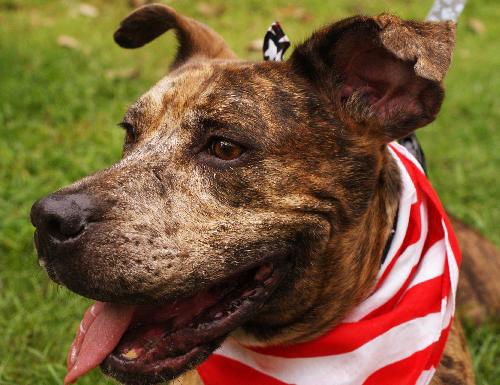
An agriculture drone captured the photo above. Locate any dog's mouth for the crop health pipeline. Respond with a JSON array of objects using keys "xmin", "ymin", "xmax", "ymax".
[{"xmin": 64, "ymin": 259, "xmax": 288, "ymax": 385}]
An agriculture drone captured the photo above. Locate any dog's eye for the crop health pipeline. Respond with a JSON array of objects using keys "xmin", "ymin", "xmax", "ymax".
[
  {"xmin": 208, "ymin": 138, "xmax": 244, "ymax": 161},
  {"xmin": 118, "ymin": 121, "xmax": 137, "ymax": 142}
]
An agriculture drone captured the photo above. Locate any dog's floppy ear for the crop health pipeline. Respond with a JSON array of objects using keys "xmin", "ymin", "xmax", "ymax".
[
  {"xmin": 290, "ymin": 14, "xmax": 456, "ymax": 142},
  {"xmin": 114, "ymin": 4, "xmax": 236, "ymax": 70}
]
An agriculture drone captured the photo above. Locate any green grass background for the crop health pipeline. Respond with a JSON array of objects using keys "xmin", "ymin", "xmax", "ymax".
[{"xmin": 0, "ymin": 0, "xmax": 498, "ymax": 384}]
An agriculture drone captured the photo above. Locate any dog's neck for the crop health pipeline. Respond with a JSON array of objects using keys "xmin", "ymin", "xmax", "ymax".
[{"xmin": 340, "ymin": 148, "xmax": 401, "ymax": 296}]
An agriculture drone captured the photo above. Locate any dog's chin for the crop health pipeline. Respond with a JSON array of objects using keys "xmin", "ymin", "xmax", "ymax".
[{"xmin": 98, "ymin": 258, "xmax": 290, "ymax": 385}]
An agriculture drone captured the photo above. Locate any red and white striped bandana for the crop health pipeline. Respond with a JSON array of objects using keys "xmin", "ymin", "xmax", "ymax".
[{"xmin": 197, "ymin": 142, "xmax": 461, "ymax": 385}]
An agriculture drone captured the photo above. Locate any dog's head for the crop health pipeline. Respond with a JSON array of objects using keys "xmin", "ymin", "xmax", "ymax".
[{"xmin": 31, "ymin": 5, "xmax": 455, "ymax": 384}]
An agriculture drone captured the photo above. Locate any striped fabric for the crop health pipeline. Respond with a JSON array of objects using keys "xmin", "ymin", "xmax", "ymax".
[{"xmin": 197, "ymin": 142, "xmax": 461, "ymax": 385}]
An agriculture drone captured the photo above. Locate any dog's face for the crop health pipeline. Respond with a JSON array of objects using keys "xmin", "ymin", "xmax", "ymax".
[{"xmin": 31, "ymin": 5, "xmax": 455, "ymax": 384}]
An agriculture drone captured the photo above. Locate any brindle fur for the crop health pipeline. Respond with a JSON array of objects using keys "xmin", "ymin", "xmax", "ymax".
[{"xmin": 33, "ymin": 4, "xmax": 475, "ymax": 384}]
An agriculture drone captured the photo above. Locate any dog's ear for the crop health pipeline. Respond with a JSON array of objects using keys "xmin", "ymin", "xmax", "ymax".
[
  {"xmin": 289, "ymin": 14, "xmax": 456, "ymax": 142},
  {"xmin": 114, "ymin": 4, "xmax": 236, "ymax": 70}
]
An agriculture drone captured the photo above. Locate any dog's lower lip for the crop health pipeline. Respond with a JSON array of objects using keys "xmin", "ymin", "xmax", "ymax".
[
  {"xmin": 100, "ymin": 258, "xmax": 289, "ymax": 384},
  {"xmin": 101, "ymin": 344, "xmax": 216, "ymax": 385}
]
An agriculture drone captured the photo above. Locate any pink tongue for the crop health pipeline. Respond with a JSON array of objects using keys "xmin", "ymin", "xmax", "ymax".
[{"xmin": 64, "ymin": 302, "xmax": 136, "ymax": 385}]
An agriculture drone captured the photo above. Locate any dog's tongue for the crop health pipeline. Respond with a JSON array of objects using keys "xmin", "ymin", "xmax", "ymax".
[{"xmin": 64, "ymin": 302, "xmax": 136, "ymax": 385}]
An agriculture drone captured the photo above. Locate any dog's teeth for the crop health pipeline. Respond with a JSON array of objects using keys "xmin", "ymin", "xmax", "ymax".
[{"xmin": 122, "ymin": 349, "xmax": 138, "ymax": 360}]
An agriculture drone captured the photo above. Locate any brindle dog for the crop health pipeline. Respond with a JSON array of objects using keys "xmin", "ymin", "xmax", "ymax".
[{"xmin": 30, "ymin": 4, "xmax": 475, "ymax": 385}]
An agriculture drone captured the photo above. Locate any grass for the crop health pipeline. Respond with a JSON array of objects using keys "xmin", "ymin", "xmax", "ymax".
[{"xmin": 0, "ymin": 0, "xmax": 498, "ymax": 384}]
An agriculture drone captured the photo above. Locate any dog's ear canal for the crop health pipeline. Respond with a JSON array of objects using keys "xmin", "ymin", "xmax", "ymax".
[
  {"xmin": 289, "ymin": 14, "xmax": 456, "ymax": 142},
  {"xmin": 114, "ymin": 4, "xmax": 236, "ymax": 70}
]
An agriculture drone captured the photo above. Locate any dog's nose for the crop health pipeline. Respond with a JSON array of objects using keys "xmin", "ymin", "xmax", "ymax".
[{"xmin": 31, "ymin": 193, "xmax": 94, "ymax": 241}]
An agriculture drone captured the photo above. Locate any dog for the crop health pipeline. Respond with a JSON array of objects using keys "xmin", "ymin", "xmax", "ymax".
[{"xmin": 30, "ymin": 4, "xmax": 475, "ymax": 385}]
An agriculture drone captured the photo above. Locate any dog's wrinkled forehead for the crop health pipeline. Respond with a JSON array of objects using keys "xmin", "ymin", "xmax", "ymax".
[{"xmin": 123, "ymin": 62, "xmax": 304, "ymax": 151}]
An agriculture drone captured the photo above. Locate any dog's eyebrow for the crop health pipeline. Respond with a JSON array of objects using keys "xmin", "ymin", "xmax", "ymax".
[
  {"xmin": 191, "ymin": 116, "xmax": 259, "ymax": 147},
  {"xmin": 198, "ymin": 117, "xmax": 231, "ymax": 130},
  {"xmin": 198, "ymin": 116, "xmax": 257, "ymax": 136},
  {"xmin": 198, "ymin": 103, "xmax": 268, "ymax": 131}
]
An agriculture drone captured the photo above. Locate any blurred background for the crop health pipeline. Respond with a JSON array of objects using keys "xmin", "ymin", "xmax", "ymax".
[{"xmin": 0, "ymin": 0, "xmax": 498, "ymax": 384}]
